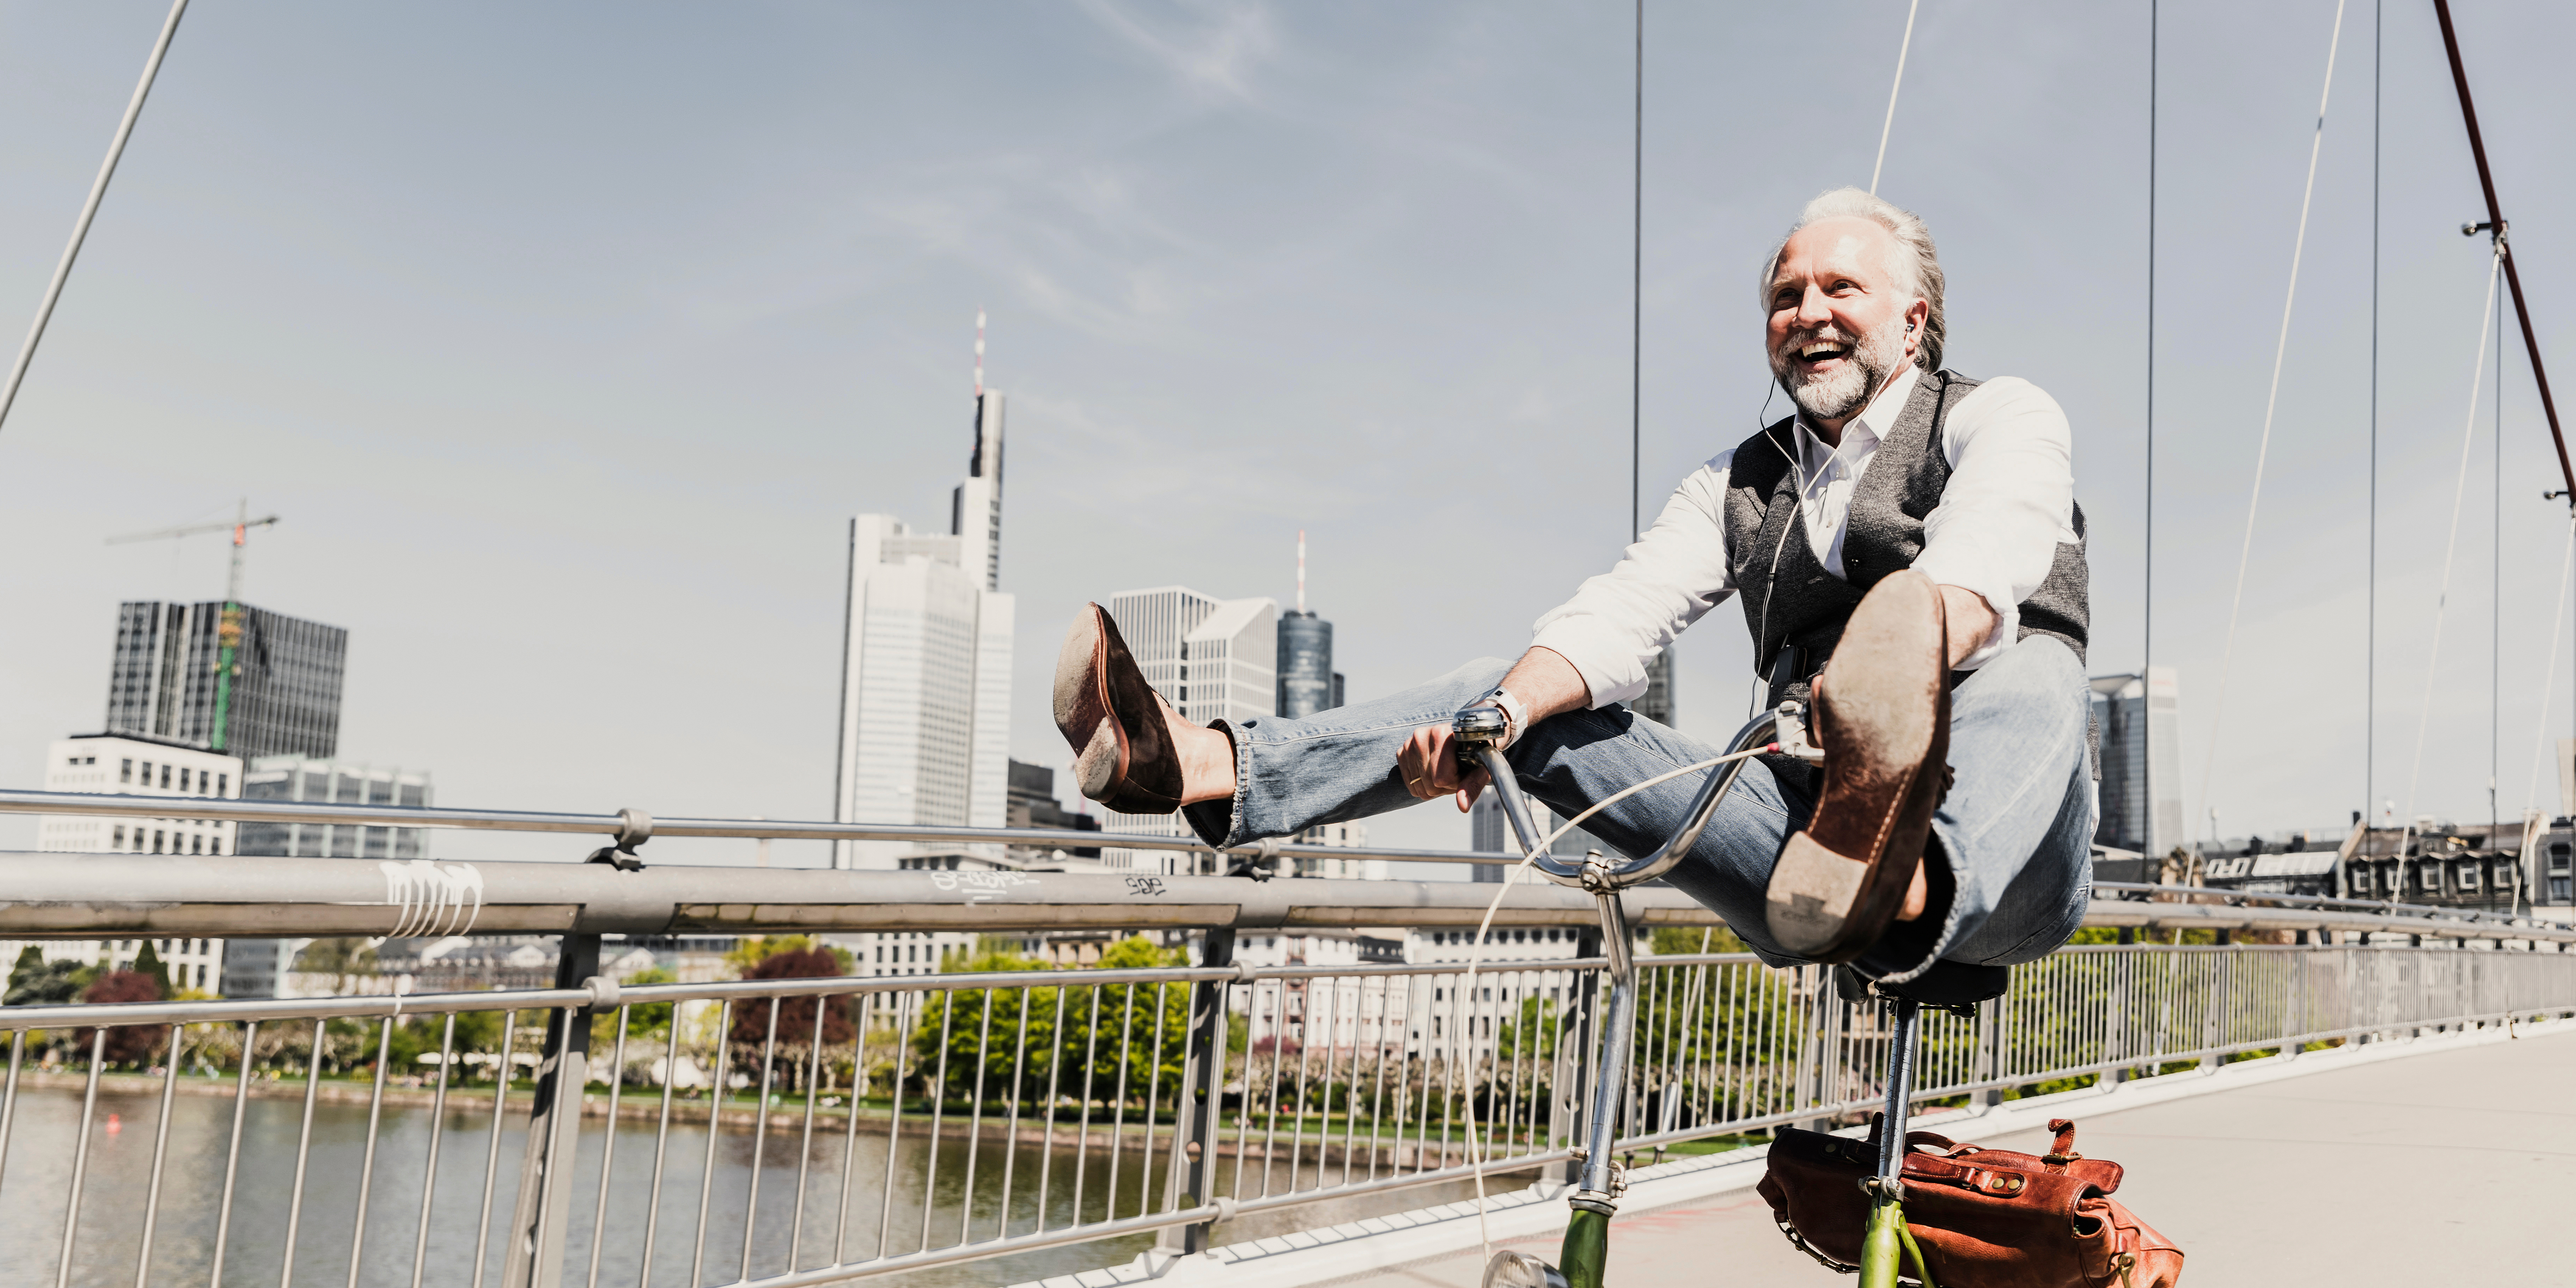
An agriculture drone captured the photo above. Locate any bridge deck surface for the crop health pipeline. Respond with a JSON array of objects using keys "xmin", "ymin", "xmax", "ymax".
[{"xmin": 1351, "ymin": 1026, "xmax": 2576, "ymax": 1288}]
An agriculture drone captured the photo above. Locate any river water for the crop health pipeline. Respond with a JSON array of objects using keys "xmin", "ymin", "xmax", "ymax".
[{"xmin": 0, "ymin": 1083, "xmax": 1547, "ymax": 1288}]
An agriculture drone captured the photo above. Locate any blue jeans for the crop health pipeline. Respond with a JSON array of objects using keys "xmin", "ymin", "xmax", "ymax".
[{"xmin": 1182, "ymin": 637, "xmax": 2097, "ymax": 981}]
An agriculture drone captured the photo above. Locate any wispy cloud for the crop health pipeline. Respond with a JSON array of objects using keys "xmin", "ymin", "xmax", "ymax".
[{"xmin": 1072, "ymin": 0, "xmax": 1278, "ymax": 102}]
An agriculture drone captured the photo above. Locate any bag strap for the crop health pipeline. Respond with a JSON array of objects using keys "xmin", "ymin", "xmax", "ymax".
[{"xmin": 2043, "ymin": 1118, "xmax": 2083, "ymax": 1171}]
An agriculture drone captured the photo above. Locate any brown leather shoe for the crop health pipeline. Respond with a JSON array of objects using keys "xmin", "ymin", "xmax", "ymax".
[
  {"xmin": 1764, "ymin": 571, "xmax": 1950, "ymax": 963},
  {"xmin": 1053, "ymin": 603, "xmax": 1185, "ymax": 814}
]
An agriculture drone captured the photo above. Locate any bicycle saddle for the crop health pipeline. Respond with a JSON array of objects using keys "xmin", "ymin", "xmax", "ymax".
[{"xmin": 1838, "ymin": 959, "xmax": 2011, "ymax": 1009}]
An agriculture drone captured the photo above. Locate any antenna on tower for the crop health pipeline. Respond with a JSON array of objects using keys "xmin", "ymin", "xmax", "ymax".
[
  {"xmin": 973, "ymin": 308, "xmax": 986, "ymax": 400},
  {"xmin": 1297, "ymin": 530, "xmax": 1307, "ymax": 615}
]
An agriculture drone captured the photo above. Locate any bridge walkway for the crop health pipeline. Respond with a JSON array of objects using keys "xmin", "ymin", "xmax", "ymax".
[{"xmin": 1356, "ymin": 1026, "xmax": 2576, "ymax": 1288}]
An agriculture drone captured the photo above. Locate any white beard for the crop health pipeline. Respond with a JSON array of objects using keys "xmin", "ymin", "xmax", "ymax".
[{"xmin": 1775, "ymin": 315, "xmax": 1909, "ymax": 423}]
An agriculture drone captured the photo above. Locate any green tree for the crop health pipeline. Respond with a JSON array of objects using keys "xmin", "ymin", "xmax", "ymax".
[
  {"xmin": 6, "ymin": 950, "xmax": 88, "ymax": 1006},
  {"xmin": 908, "ymin": 934, "xmax": 1189, "ymax": 1113},
  {"xmin": 1498, "ymin": 994, "xmax": 1561, "ymax": 1062},
  {"xmin": 130, "ymin": 942, "xmax": 174, "ymax": 997},
  {"xmin": 294, "ymin": 938, "xmax": 379, "ymax": 994},
  {"xmin": 1649, "ymin": 925, "xmax": 1747, "ymax": 956}
]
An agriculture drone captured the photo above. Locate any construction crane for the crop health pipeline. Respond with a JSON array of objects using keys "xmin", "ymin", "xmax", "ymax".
[{"xmin": 106, "ymin": 498, "xmax": 281, "ymax": 753}]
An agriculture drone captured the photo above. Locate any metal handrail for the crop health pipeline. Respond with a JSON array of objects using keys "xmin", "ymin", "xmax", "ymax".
[
  {"xmin": 4, "ymin": 787, "xmax": 2556, "ymax": 924},
  {"xmin": 0, "ymin": 787, "xmax": 1515, "ymax": 865},
  {"xmin": 0, "ymin": 850, "xmax": 2566, "ymax": 942},
  {"xmin": 2093, "ymin": 880, "xmax": 2568, "ymax": 930}
]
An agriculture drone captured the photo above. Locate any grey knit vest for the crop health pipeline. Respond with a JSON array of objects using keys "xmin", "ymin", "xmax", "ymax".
[{"xmin": 1723, "ymin": 369, "xmax": 2090, "ymax": 710}]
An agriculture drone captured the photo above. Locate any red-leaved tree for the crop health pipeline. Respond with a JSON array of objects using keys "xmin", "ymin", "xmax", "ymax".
[
  {"xmin": 75, "ymin": 970, "xmax": 167, "ymax": 1066},
  {"xmin": 728, "ymin": 948, "xmax": 855, "ymax": 1049}
]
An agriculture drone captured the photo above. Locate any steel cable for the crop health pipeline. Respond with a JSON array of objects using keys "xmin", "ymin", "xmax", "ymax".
[{"xmin": 2193, "ymin": 0, "xmax": 2350, "ymax": 842}]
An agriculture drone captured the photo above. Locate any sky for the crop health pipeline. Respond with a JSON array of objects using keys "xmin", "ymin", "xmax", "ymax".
[{"xmin": 0, "ymin": 1, "xmax": 2567, "ymax": 871}]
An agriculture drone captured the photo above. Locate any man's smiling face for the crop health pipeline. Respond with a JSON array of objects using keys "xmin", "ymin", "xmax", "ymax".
[{"xmin": 1765, "ymin": 216, "xmax": 1929, "ymax": 429}]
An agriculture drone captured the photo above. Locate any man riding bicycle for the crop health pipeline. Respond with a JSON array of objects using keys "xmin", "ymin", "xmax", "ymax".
[{"xmin": 1053, "ymin": 187, "xmax": 2092, "ymax": 985}]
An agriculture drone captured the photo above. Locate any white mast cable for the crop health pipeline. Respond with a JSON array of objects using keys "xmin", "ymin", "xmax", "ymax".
[
  {"xmin": 1869, "ymin": 0, "xmax": 1922, "ymax": 196},
  {"xmin": 2392, "ymin": 246, "xmax": 2505, "ymax": 877},
  {"xmin": 2515, "ymin": 513, "xmax": 2576, "ymax": 919},
  {"xmin": 2522, "ymin": 514, "xmax": 2576, "ymax": 819},
  {"xmin": 2192, "ymin": 0, "xmax": 2348, "ymax": 841},
  {"xmin": 0, "ymin": 0, "xmax": 191, "ymax": 438}
]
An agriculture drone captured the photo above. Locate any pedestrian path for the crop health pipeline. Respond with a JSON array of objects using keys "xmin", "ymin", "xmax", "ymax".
[{"xmin": 1348, "ymin": 1027, "xmax": 2576, "ymax": 1288}]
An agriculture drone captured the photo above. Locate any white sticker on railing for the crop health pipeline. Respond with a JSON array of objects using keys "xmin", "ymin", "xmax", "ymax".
[
  {"xmin": 380, "ymin": 859, "xmax": 486, "ymax": 937},
  {"xmin": 928, "ymin": 869, "xmax": 1038, "ymax": 894}
]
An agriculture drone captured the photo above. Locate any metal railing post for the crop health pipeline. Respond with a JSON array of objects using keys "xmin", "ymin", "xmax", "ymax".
[
  {"xmin": 1176, "ymin": 928, "xmax": 1238, "ymax": 1255},
  {"xmin": 1976, "ymin": 993, "xmax": 2004, "ymax": 1106},
  {"xmin": 2283, "ymin": 946, "xmax": 2304, "ymax": 1060},
  {"xmin": 502, "ymin": 932, "xmax": 603, "ymax": 1288},
  {"xmin": 2199, "ymin": 948, "xmax": 2230, "ymax": 1071},
  {"xmin": 1561, "ymin": 925, "xmax": 1602, "ymax": 1181}
]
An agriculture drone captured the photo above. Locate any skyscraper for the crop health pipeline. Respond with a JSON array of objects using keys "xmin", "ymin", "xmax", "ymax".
[
  {"xmin": 831, "ymin": 384, "xmax": 1015, "ymax": 871},
  {"xmin": 1277, "ymin": 611, "xmax": 1333, "ymax": 718},
  {"xmin": 1276, "ymin": 532, "xmax": 1344, "ymax": 719},
  {"xmin": 2091, "ymin": 667, "xmax": 2182, "ymax": 856},
  {"xmin": 105, "ymin": 601, "xmax": 345, "ymax": 763},
  {"xmin": 1099, "ymin": 586, "xmax": 1277, "ymax": 871}
]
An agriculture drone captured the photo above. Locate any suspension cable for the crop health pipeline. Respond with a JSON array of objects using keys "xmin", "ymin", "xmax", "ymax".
[
  {"xmin": 2193, "ymin": 0, "xmax": 2348, "ymax": 842},
  {"xmin": 1869, "ymin": 0, "xmax": 1922, "ymax": 196},
  {"xmin": 0, "ymin": 0, "xmax": 192, "ymax": 438},
  {"xmin": 2522, "ymin": 516, "xmax": 2576, "ymax": 820},
  {"xmin": 2394, "ymin": 245, "xmax": 2506, "ymax": 877},
  {"xmin": 2366, "ymin": 0, "xmax": 2381, "ymax": 843}
]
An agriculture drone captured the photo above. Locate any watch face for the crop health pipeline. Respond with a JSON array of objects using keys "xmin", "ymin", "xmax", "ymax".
[{"xmin": 1483, "ymin": 1252, "xmax": 1569, "ymax": 1288}]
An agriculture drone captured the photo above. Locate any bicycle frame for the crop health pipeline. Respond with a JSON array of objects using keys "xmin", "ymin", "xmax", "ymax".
[{"xmin": 1467, "ymin": 701, "xmax": 1932, "ymax": 1288}]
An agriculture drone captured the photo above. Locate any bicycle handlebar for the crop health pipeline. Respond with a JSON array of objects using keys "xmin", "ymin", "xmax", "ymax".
[{"xmin": 1454, "ymin": 704, "xmax": 1786, "ymax": 891}]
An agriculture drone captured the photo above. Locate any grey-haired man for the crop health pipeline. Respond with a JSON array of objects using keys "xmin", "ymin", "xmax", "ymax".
[{"xmin": 1053, "ymin": 187, "xmax": 2092, "ymax": 985}]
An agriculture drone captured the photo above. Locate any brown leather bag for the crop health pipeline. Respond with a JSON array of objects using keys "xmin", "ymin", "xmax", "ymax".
[{"xmin": 1756, "ymin": 1117, "xmax": 2183, "ymax": 1287}]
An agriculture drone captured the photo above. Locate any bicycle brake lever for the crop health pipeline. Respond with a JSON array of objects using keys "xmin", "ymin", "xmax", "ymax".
[{"xmin": 1773, "ymin": 700, "xmax": 1826, "ymax": 764}]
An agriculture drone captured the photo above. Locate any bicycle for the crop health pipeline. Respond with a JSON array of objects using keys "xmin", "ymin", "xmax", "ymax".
[{"xmin": 1457, "ymin": 698, "xmax": 1982, "ymax": 1288}]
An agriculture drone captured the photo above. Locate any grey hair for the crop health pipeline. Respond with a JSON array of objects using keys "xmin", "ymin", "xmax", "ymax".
[{"xmin": 1759, "ymin": 187, "xmax": 1946, "ymax": 372}]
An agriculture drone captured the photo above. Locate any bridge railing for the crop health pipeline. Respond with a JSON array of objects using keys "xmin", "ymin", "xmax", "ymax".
[
  {"xmin": 3, "ymin": 935, "xmax": 2567, "ymax": 1288},
  {"xmin": 0, "ymin": 797, "xmax": 2572, "ymax": 1288}
]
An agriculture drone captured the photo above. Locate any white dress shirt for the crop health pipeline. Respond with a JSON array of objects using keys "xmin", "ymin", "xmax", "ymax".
[{"xmin": 1530, "ymin": 363, "xmax": 2079, "ymax": 709}]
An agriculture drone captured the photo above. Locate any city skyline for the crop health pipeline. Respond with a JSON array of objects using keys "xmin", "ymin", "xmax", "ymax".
[{"xmin": 0, "ymin": 6, "xmax": 2567, "ymax": 866}]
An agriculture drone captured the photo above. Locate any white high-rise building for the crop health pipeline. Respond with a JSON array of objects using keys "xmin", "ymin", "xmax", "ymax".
[
  {"xmin": 1100, "ymin": 587, "xmax": 1278, "ymax": 873},
  {"xmin": 3, "ymin": 735, "xmax": 239, "ymax": 995},
  {"xmin": 832, "ymin": 390, "xmax": 1015, "ymax": 871}
]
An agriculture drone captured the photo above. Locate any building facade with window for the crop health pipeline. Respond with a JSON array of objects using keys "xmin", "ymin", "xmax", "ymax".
[
  {"xmin": 105, "ymin": 600, "xmax": 346, "ymax": 763},
  {"xmin": 2340, "ymin": 819, "xmax": 2566, "ymax": 913},
  {"xmin": 6, "ymin": 734, "xmax": 241, "ymax": 995},
  {"xmin": 1098, "ymin": 587, "xmax": 1278, "ymax": 873},
  {"xmin": 36, "ymin": 733, "xmax": 241, "ymax": 856},
  {"xmin": 232, "ymin": 757, "xmax": 433, "ymax": 860},
  {"xmin": 2090, "ymin": 668, "xmax": 2183, "ymax": 857}
]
